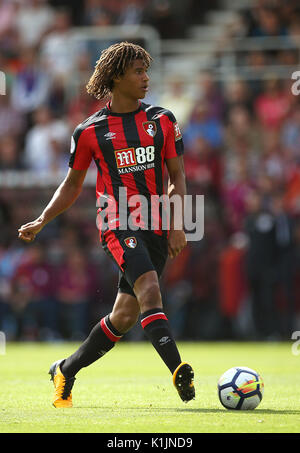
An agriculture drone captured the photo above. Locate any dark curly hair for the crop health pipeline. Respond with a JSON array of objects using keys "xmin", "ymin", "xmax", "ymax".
[{"xmin": 86, "ymin": 41, "xmax": 152, "ymax": 100}]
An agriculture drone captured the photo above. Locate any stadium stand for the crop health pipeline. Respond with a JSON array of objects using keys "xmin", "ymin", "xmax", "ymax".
[{"xmin": 0, "ymin": 0, "xmax": 299, "ymax": 342}]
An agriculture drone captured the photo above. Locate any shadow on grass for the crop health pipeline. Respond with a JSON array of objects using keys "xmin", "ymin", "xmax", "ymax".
[{"xmin": 74, "ymin": 406, "xmax": 300, "ymax": 415}]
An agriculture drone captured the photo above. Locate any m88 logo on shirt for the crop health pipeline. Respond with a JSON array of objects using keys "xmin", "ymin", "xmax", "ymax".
[{"xmin": 115, "ymin": 146, "xmax": 155, "ymax": 174}]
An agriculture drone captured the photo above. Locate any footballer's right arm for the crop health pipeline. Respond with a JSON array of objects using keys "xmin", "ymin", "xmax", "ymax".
[{"xmin": 18, "ymin": 168, "xmax": 87, "ymax": 243}]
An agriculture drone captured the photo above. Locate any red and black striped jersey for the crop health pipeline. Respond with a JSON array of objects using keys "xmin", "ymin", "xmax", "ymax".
[{"xmin": 69, "ymin": 101, "xmax": 184, "ymax": 238}]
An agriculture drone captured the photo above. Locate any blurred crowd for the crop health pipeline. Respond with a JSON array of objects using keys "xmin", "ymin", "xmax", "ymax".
[{"xmin": 0, "ymin": 0, "xmax": 300, "ymax": 342}]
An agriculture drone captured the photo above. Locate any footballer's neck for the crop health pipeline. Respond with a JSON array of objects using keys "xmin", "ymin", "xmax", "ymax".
[{"xmin": 110, "ymin": 92, "xmax": 140, "ymax": 114}]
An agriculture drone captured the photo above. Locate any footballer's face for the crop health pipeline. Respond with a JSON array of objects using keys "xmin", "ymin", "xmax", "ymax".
[{"xmin": 113, "ymin": 59, "xmax": 150, "ymax": 100}]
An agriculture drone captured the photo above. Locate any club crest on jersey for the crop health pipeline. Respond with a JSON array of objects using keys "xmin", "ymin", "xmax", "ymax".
[
  {"xmin": 124, "ymin": 237, "xmax": 137, "ymax": 248},
  {"xmin": 143, "ymin": 121, "xmax": 157, "ymax": 137}
]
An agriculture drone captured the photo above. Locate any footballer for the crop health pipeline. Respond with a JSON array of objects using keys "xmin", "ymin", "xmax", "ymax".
[{"xmin": 18, "ymin": 42, "xmax": 195, "ymax": 407}]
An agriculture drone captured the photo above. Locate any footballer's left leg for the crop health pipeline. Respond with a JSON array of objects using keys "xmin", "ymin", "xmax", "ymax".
[{"xmin": 49, "ymin": 291, "xmax": 139, "ymax": 407}]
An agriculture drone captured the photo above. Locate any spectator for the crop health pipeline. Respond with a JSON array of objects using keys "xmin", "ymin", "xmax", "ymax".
[
  {"xmin": 83, "ymin": 0, "xmax": 113, "ymax": 26},
  {"xmin": 0, "ymin": 0, "xmax": 18, "ymax": 41},
  {"xmin": 281, "ymin": 103, "xmax": 300, "ymax": 159},
  {"xmin": 0, "ymin": 135, "xmax": 23, "ymax": 170},
  {"xmin": 218, "ymin": 232, "xmax": 248, "ymax": 339},
  {"xmin": 0, "ymin": 89, "xmax": 25, "ymax": 138},
  {"xmin": 223, "ymin": 79, "xmax": 253, "ymax": 119},
  {"xmin": 184, "ymin": 101, "xmax": 223, "ymax": 150},
  {"xmin": 243, "ymin": 189, "xmax": 280, "ymax": 340},
  {"xmin": 184, "ymin": 136, "xmax": 222, "ymax": 199},
  {"xmin": 0, "ymin": 0, "xmax": 19, "ymax": 57},
  {"xmin": 15, "ymin": 0, "xmax": 55, "ymax": 48},
  {"xmin": 11, "ymin": 46, "xmax": 50, "ymax": 117},
  {"xmin": 117, "ymin": 0, "xmax": 144, "ymax": 26},
  {"xmin": 254, "ymin": 78, "xmax": 291, "ymax": 130},
  {"xmin": 159, "ymin": 75, "xmax": 194, "ymax": 129},
  {"xmin": 39, "ymin": 8, "xmax": 80, "ymax": 82},
  {"xmin": 272, "ymin": 191, "xmax": 295, "ymax": 338},
  {"xmin": 193, "ymin": 70, "xmax": 225, "ymax": 122},
  {"xmin": 57, "ymin": 248, "xmax": 96, "ymax": 340},
  {"xmin": 23, "ymin": 105, "xmax": 70, "ymax": 172},
  {"xmin": 10, "ymin": 243, "xmax": 58, "ymax": 340},
  {"xmin": 222, "ymin": 156, "xmax": 255, "ymax": 234},
  {"xmin": 250, "ymin": 6, "xmax": 288, "ymax": 37},
  {"xmin": 144, "ymin": 0, "xmax": 180, "ymax": 39}
]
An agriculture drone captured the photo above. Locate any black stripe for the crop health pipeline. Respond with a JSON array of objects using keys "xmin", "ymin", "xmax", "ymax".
[
  {"xmin": 122, "ymin": 114, "xmax": 151, "ymax": 229},
  {"xmin": 145, "ymin": 109, "xmax": 164, "ymax": 196},
  {"xmin": 140, "ymin": 307, "xmax": 165, "ymax": 320},
  {"xmin": 148, "ymin": 110, "xmax": 169, "ymax": 238},
  {"xmin": 94, "ymin": 120, "xmax": 123, "ymax": 203},
  {"xmin": 69, "ymin": 125, "xmax": 84, "ymax": 168},
  {"xmin": 106, "ymin": 315, "xmax": 122, "ymax": 337},
  {"xmin": 94, "ymin": 120, "xmax": 128, "ymax": 228}
]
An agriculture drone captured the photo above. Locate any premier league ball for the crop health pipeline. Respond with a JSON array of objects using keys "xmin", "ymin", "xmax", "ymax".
[{"xmin": 218, "ymin": 366, "xmax": 264, "ymax": 410}]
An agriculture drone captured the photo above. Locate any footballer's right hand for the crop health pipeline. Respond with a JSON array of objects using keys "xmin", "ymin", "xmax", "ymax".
[{"xmin": 18, "ymin": 218, "xmax": 45, "ymax": 243}]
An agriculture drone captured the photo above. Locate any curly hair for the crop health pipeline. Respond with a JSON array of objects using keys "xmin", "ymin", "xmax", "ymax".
[{"xmin": 86, "ymin": 41, "xmax": 152, "ymax": 100}]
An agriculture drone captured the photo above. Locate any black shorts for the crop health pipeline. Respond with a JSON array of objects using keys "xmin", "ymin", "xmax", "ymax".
[{"xmin": 101, "ymin": 229, "xmax": 168, "ymax": 297}]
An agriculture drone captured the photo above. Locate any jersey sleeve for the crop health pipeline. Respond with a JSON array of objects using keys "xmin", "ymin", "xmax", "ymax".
[
  {"xmin": 68, "ymin": 125, "xmax": 93, "ymax": 170},
  {"xmin": 164, "ymin": 113, "xmax": 184, "ymax": 160}
]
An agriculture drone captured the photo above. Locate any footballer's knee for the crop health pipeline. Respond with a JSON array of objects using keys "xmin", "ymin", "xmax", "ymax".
[
  {"xmin": 110, "ymin": 293, "xmax": 140, "ymax": 333},
  {"xmin": 134, "ymin": 271, "xmax": 162, "ymax": 313},
  {"xmin": 112, "ymin": 310, "xmax": 139, "ymax": 333}
]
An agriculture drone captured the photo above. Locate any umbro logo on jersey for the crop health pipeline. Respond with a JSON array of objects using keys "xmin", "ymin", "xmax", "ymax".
[{"xmin": 104, "ymin": 132, "xmax": 116, "ymax": 140}]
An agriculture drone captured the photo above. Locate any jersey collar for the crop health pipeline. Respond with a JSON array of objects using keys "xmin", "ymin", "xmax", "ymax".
[{"xmin": 105, "ymin": 100, "xmax": 142, "ymax": 117}]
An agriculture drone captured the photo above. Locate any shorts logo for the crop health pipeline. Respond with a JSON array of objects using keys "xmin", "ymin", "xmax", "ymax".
[
  {"xmin": 115, "ymin": 148, "xmax": 137, "ymax": 168},
  {"xmin": 143, "ymin": 121, "xmax": 157, "ymax": 137},
  {"xmin": 124, "ymin": 237, "xmax": 137, "ymax": 248}
]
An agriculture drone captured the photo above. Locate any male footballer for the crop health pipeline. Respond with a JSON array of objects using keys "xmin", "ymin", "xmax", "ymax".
[{"xmin": 18, "ymin": 42, "xmax": 195, "ymax": 407}]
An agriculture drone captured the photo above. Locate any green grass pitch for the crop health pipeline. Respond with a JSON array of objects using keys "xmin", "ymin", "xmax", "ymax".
[{"xmin": 1, "ymin": 341, "xmax": 300, "ymax": 433}]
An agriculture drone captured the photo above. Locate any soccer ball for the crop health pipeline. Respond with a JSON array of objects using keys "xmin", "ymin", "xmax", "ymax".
[{"xmin": 218, "ymin": 366, "xmax": 264, "ymax": 410}]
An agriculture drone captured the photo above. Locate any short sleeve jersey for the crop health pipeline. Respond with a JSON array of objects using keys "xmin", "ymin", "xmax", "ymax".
[{"xmin": 69, "ymin": 101, "xmax": 184, "ymax": 237}]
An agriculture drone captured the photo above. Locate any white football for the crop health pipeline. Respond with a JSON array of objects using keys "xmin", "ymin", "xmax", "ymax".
[{"xmin": 218, "ymin": 366, "xmax": 264, "ymax": 410}]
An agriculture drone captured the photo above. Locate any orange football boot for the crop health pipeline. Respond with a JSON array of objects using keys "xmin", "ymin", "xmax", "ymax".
[
  {"xmin": 49, "ymin": 359, "xmax": 75, "ymax": 408},
  {"xmin": 173, "ymin": 362, "xmax": 195, "ymax": 403}
]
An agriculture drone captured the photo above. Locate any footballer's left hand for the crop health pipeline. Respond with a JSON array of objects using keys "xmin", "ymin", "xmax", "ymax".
[{"xmin": 168, "ymin": 229, "xmax": 187, "ymax": 259}]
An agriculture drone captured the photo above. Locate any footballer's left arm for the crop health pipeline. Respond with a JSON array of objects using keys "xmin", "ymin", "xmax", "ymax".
[{"xmin": 165, "ymin": 155, "xmax": 187, "ymax": 258}]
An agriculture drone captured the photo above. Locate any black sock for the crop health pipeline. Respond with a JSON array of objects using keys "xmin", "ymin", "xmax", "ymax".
[
  {"xmin": 61, "ymin": 315, "xmax": 123, "ymax": 378},
  {"xmin": 141, "ymin": 308, "xmax": 181, "ymax": 374}
]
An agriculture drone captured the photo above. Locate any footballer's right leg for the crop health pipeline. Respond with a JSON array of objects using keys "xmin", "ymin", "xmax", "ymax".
[{"xmin": 133, "ymin": 270, "xmax": 195, "ymax": 403}]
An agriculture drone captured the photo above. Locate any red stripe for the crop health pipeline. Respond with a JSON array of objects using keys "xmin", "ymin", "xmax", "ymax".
[
  {"xmin": 108, "ymin": 115, "xmax": 146, "ymax": 230},
  {"xmin": 71, "ymin": 127, "xmax": 93, "ymax": 171},
  {"xmin": 141, "ymin": 312, "xmax": 168, "ymax": 329},
  {"xmin": 93, "ymin": 124, "xmax": 117, "ymax": 240},
  {"xmin": 135, "ymin": 110, "xmax": 162, "ymax": 235},
  {"xmin": 100, "ymin": 318, "xmax": 122, "ymax": 342},
  {"xmin": 104, "ymin": 229, "xmax": 125, "ymax": 271}
]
